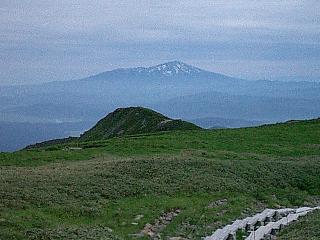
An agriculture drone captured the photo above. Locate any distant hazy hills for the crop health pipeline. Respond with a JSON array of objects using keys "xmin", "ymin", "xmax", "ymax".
[
  {"xmin": 153, "ymin": 91, "xmax": 320, "ymax": 121},
  {"xmin": 1, "ymin": 61, "xmax": 320, "ymax": 151}
]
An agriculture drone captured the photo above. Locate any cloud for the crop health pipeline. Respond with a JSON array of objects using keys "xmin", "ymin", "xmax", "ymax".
[{"xmin": 0, "ymin": 0, "xmax": 319, "ymax": 85}]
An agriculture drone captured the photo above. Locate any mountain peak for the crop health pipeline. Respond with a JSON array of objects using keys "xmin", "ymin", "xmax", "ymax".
[{"xmin": 146, "ymin": 61, "xmax": 204, "ymax": 76}]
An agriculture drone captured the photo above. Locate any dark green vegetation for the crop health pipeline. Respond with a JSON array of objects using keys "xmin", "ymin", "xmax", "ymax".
[
  {"xmin": 0, "ymin": 118, "xmax": 320, "ymax": 239},
  {"xmin": 278, "ymin": 210, "xmax": 320, "ymax": 239},
  {"xmin": 80, "ymin": 107, "xmax": 201, "ymax": 141}
]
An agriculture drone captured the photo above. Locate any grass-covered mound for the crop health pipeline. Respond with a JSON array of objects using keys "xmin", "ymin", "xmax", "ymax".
[
  {"xmin": 0, "ymin": 118, "xmax": 319, "ymax": 239},
  {"xmin": 79, "ymin": 106, "xmax": 201, "ymax": 141},
  {"xmin": 26, "ymin": 107, "xmax": 200, "ymax": 149}
]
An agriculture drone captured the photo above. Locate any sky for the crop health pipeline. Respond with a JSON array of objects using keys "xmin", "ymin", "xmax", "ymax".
[{"xmin": 0, "ymin": 0, "xmax": 320, "ymax": 85}]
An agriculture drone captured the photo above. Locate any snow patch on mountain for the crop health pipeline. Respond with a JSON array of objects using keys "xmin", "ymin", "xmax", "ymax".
[{"xmin": 129, "ymin": 61, "xmax": 204, "ymax": 76}]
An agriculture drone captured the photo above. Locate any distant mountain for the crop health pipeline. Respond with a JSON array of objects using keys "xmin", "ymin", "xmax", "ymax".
[
  {"xmin": 81, "ymin": 60, "xmax": 229, "ymax": 80},
  {"xmin": 80, "ymin": 107, "xmax": 201, "ymax": 141},
  {"xmin": 0, "ymin": 60, "xmax": 248, "ymax": 125}
]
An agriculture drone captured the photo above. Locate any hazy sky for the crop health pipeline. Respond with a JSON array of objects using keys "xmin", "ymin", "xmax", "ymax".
[{"xmin": 1, "ymin": 0, "xmax": 320, "ymax": 85}]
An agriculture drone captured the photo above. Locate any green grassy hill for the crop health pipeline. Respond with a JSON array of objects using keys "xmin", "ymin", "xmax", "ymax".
[
  {"xmin": 0, "ymin": 117, "xmax": 319, "ymax": 239},
  {"xmin": 26, "ymin": 107, "xmax": 200, "ymax": 149},
  {"xmin": 79, "ymin": 107, "xmax": 201, "ymax": 141}
]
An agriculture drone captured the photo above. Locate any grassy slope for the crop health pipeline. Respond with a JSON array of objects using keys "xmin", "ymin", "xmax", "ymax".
[{"xmin": 0, "ymin": 119, "xmax": 320, "ymax": 239}]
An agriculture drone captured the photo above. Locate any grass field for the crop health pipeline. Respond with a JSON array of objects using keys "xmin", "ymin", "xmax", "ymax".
[{"xmin": 0, "ymin": 119, "xmax": 320, "ymax": 239}]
